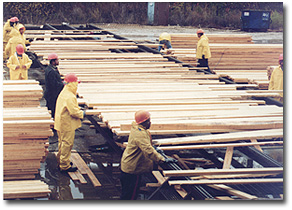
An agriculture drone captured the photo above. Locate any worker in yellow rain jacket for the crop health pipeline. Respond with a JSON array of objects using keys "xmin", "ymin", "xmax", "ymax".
[
  {"xmin": 3, "ymin": 17, "xmax": 19, "ymax": 60},
  {"xmin": 158, "ymin": 32, "xmax": 173, "ymax": 53},
  {"xmin": 196, "ymin": 29, "xmax": 211, "ymax": 73},
  {"xmin": 5, "ymin": 24, "xmax": 30, "ymax": 60},
  {"xmin": 54, "ymin": 73, "xmax": 85, "ymax": 173},
  {"xmin": 120, "ymin": 110, "xmax": 177, "ymax": 200},
  {"xmin": 269, "ymin": 54, "xmax": 283, "ymax": 102},
  {"xmin": 7, "ymin": 44, "xmax": 32, "ymax": 80}
]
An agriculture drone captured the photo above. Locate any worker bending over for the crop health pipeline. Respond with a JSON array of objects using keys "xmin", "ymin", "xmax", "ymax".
[
  {"xmin": 7, "ymin": 44, "xmax": 32, "ymax": 80},
  {"xmin": 269, "ymin": 54, "xmax": 283, "ymax": 102},
  {"xmin": 54, "ymin": 73, "xmax": 85, "ymax": 173},
  {"xmin": 120, "ymin": 110, "xmax": 177, "ymax": 200},
  {"xmin": 196, "ymin": 29, "xmax": 211, "ymax": 73},
  {"xmin": 158, "ymin": 32, "xmax": 173, "ymax": 53},
  {"xmin": 44, "ymin": 53, "xmax": 64, "ymax": 119}
]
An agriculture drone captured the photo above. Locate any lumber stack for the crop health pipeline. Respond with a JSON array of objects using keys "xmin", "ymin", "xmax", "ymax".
[
  {"xmin": 3, "ymin": 180, "xmax": 51, "ymax": 199},
  {"xmin": 3, "ymin": 107, "xmax": 54, "ymax": 180},
  {"xmin": 167, "ymin": 33, "xmax": 282, "ymax": 89},
  {"xmin": 3, "ymin": 80, "xmax": 43, "ymax": 108},
  {"xmin": 3, "ymin": 80, "xmax": 53, "ymax": 182},
  {"xmin": 170, "ymin": 33, "xmax": 253, "ymax": 48}
]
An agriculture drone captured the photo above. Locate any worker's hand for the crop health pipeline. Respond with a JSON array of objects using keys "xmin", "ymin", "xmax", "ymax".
[
  {"xmin": 164, "ymin": 158, "xmax": 178, "ymax": 164},
  {"xmin": 83, "ymin": 110, "xmax": 86, "ymax": 118},
  {"xmin": 28, "ymin": 38, "xmax": 33, "ymax": 42},
  {"xmin": 15, "ymin": 65, "xmax": 20, "ymax": 70},
  {"xmin": 202, "ymin": 55, "xmax": 205, "ymax": 59},
  {"xmin": 22, "ymin": 65, "xmax": 26, "ymax": 69}
]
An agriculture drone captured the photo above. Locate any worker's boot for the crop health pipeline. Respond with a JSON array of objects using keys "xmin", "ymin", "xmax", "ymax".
[{"xmin": 61, "ymin": 166, "xmax": 78, "ymax": 173}]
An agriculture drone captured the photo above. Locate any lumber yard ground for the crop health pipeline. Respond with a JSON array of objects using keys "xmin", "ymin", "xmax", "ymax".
[{"xmin": 3, "ymin": 24, "xmax": 284, "ymax": 202}]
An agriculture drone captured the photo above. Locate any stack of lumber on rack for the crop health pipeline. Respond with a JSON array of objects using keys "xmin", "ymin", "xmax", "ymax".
[
  {"xmin": 28, "ymin": 40, "xmax": 138, "ymax": 56},
  {"xmin": 209, "ymin": 44, "xmax": 283, "ymax": 72},
  {"xmin": 170, "ymin": 33, "xmax": 253, "ymax": 48},
  {"xmin": 3, "ymin": 107, "xmax": 54, "ymax": 180},
  {"xmin": 167, "ymin": 33, "xmax": 283, "ymax": 89},
  {"xmin": 3, "ymin": 180, "xmax": 51, "ymax": 200},
  {"xmin": 3, "ymin": 80, "xmax": 53, "ymax": 182},
  {"xmin": 3, "ymin": 80, "xmax": 43, "ymax": 108}
]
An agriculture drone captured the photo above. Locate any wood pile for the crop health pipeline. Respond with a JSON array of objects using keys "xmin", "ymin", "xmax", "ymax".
[
  {"xmin": 3, "ymin": 180, "xmax": 51, "ymax": 199},
  {"xmin": 3, "ymin": 80, "xmax": 43, "ymax": 108},
  {"xmin": 3, "ymin": 79, "xmax": 53, "ymax": 199},
  {"xmin": 167, "ymin": 33, "xmax": 283, "ymax": 90},
  {"xmin": 170, "ymin": 34, "xmax": 253, "ymax": 48}
]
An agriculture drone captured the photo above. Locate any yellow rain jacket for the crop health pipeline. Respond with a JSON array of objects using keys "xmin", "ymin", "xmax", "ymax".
[
  {"xmin": 159, "ymin": 32, "xmax": 171, "ymax": 42},
  {"xmin": 7, "ymin": 53, "xmax": 32, "ymax": 80},
  {"xmin": 5, "ymin": 24, "xmax": 27, "ymax": 59},
  {"xmin": 54, "ymin": 82, "xmax": 84, "ymax": 132},
  {"xmin": 269, "ymin": 65, "xmax": 283, "ymax": 99},
  {"xmin": 121, "ymin": 122, "xmax": 165, "ymax": 174},
  {"xmin": 54, "ymin": 81, "xmax": 84, "ymax": 170},
  {"xmin": 3, "ymin": 20, "xmax": 13, "ymax": 44},
  {"xmin": 196, "ymin": 34, "xmax": 211, "ymax": 59}
]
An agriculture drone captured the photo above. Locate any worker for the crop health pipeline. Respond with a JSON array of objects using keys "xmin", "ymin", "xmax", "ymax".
[
  {"xmin": 269, "ymin": 54, "xmax": 283, "ymax": 102},
  {"xmin": 5, "ymin": 23, "xmax": 29, "ymax": 59},
  {"xmin": 120, "ymin": 110, "xmax": 177, "ymax": 200},
  {"xmin": 196, "ymin": 29, "xmax": 211, "ymax": 73},
  {"xmin": 6, "ymin": 44, "xmax": 32, "ymax": 80},
  {"xmin": 158, "ymin": 32, "xmax": 173, "ymax": 53},
  {"xmin": 3, "ymin": 17, "xmax": 19, "ymax": 60},
  {"xmin": 44, "ymin": 53, "xmax": 64, "ymax": 119},
  {"xmin": 54, "ymin": 73, "xmax": 85, "ymax": 173}
]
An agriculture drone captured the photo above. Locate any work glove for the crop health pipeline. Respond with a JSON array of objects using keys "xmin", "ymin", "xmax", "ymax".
[
  {"xmin": 83, "ymin": 110, "xmax": 86, "ymax": 118},
  {"xmin": 28, "ymin": 38, "xmax": 33, "ymax": 42},
  {"xmin": 202, "ymin": 55, "xmax": 205, "ymax": 59},
  {"xmin": 164, "ymin": 158, "xmax": 178, "ymax": 164}
]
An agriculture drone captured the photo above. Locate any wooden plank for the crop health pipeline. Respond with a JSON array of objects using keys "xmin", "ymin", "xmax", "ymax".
[
  {"xmin": 153, "ymin": 128, "xmax": 283, "ymax": 146},
  {"xmin": 158, "ymin": 141, "xmax": 283, "ymax": 151},
  {"xmin": 209, "ymin": 184, "xmax": 257, "ymax": 200},
  {"xmin": 168, "ymin": 178, "xmax": 283, "ymax": 186},
  {"xmin": 163, "ymin": 167, "xmax": 283, "ymax": 177},
  {"xmin": 222, "ymin": 146, "xmax": 234, "ymax": 169}
]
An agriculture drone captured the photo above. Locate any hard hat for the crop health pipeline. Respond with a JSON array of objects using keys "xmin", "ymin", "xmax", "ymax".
[
  {"xmin": 197, "ymin": 29, "xmax": 204, "ymax": 34},
  {"xmin": 279, "ymin": 54, "xmax": 283, "ymax": 61},
  {"xmin": 16, "ymin": 44, "xmax": 24, "ymax": 55},
  {"xmin": 64, "ymin": 73, "xmax": 79, "ymax": 83},
  {"xmin": 48, "ymin": 53, "xmax": 58, "ymax": 60},
  {"xmin": 135, "ymin": 110, "xmax": 151, "ymax": 124},
  {"xmin": 13, "ymin": 17, "xmax": 19, "ymax": 22},
  {"xmin": 10, "ymin": 17, "xmax": 17, "ymax": 22}
]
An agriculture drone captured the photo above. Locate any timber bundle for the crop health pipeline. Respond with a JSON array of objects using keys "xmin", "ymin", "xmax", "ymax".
[{"xmin": 3, "ymin": 80, "xmax": 53, "ymax": 199}]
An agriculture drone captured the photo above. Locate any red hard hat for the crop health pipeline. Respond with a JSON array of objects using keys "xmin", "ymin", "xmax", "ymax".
[
  {"xmin": 16, "ymin": 44, "xmax": 24, "ymax": 55},
  {"xmin": 48, "ymin": 53, "xmax": 58, "ymax": 60},
  {"xmin": 279, "ymin": 54, "xmax": 283, "ymax": 61},
  {"xmin": 64, "ymin": 73, "xmax": 78, "ymax": 83},
  {"xmin": 197, "ymin": 29, "xmax": 204, "ymax": 34},
  {"xmin": 10, "ymin": 17, "xmax": 19, "ymax": 22},
  {"xmin": 135, "ymin": 110, "xmax": 151, "ymax": 124}
]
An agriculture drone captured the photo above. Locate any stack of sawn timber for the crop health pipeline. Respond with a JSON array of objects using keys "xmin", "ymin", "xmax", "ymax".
[
  {"xmin": 29, "ymin": 38, "xmax": 282, "ymax": 137},
  {"xmin": 168, "ymin": 33, "xmax": 283, "ymax": 90},
  {"xmin": 3, "ymin": 80, "xmax": 53, "ymax": 199}
]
